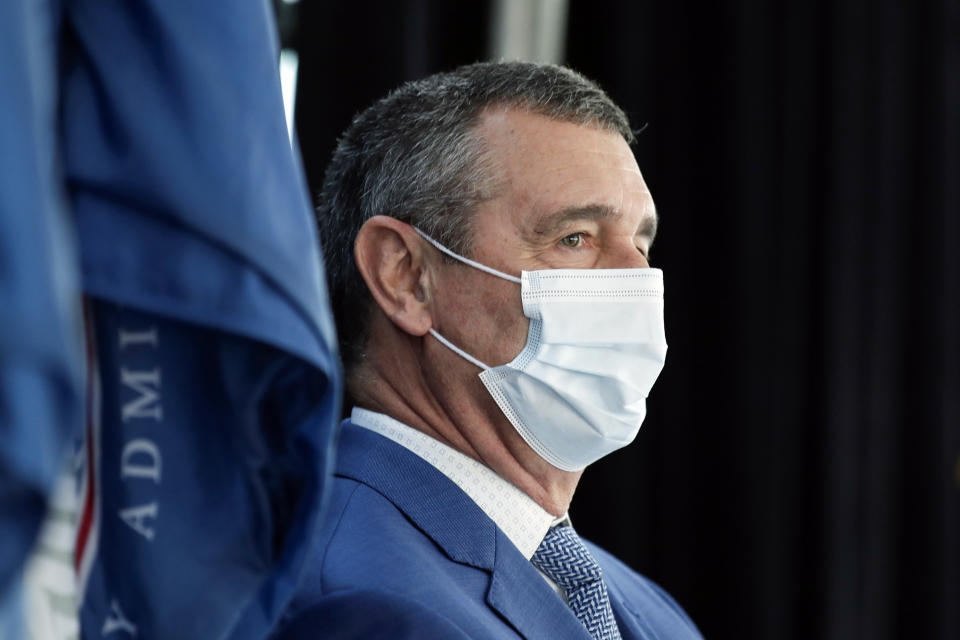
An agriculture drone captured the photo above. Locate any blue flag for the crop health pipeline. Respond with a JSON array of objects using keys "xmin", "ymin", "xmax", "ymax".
[
  {"xmin": 57, "ymin": 0, "xmax": 342, "ymax": 638},
  {"xmin": 0, "ymin": 1, "xmax": 84, "ymax": 637},
  {"xmin": 79, "ymin": 301, "xmax": 338, "ymax": 639}
]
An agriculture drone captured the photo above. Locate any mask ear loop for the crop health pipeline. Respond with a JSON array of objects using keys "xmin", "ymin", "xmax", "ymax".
[
  {"xmin": 414, "ymin": 228, "xmax": 522, "ymax": 284},
  {"xmin": 414, "ymin": 227, "xmax": 518, "ymax": 370},
  {"xmin": 428, "ymin": 328, "xmax": 490, "ymax": 370}
]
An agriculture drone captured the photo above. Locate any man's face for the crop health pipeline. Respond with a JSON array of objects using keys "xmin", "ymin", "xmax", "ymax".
[{"xmin": 428, "ymin": 107, "xmax": 658, "ymax": 371}]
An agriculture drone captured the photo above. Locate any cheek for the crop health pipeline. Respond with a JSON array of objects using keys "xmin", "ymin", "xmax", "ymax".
[
  {"xmin": 436, "ymin": 271, "xmax": 528, "ymax": 365},
  {"xmin": 477, "ymin": 289, "xmax": 530, "ymax": 365}
]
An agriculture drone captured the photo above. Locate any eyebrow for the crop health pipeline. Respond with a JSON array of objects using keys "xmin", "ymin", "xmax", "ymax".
[{"xmin": 530, "ymin": 203, "xmax": 659, "ymax": 244}]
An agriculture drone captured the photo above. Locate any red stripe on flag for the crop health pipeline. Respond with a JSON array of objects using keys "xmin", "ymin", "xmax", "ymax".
[{"xmin": 75, "ymin": 301, "xmax": 98, "ymax": 574}]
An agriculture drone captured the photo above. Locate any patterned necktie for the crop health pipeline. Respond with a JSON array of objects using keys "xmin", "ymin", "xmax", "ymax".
[{"xmin": 531, "ymin": 525, "xmax": 622, "ymax": 640}]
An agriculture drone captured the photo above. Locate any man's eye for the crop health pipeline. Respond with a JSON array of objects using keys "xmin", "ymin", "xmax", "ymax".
[{"xmin": 560, "ymin": 233, "xmax": 583, "ymax": 248}]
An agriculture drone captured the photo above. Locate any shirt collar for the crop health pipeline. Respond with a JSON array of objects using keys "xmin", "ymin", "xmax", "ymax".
[{"xmin": 350, "ymin": 407, "xmax": 566, "ymax": 560}]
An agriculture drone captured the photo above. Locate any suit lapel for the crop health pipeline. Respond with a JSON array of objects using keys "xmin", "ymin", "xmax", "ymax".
[
  {"xmin": 606, "ymin": 584, "xmax": 648, "ymax": 640},
  {"xmin": 486, "ymin": 528, "xmax": 594, "ymax": 640},
  {"xmin": 335, "ymin": 422, "xmax": 591, "ymax": 639},
  {"xmin": 334, "ymin": 422, "xmax": 497, "ymax": 569},
  {"xmin": 598, "ymin": 557, "xmax": 655, "ymax": 640}
]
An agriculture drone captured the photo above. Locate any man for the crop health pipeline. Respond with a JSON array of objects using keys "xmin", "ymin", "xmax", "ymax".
[{"xmin": 277, "ymin": 61, "xmax": 702, "ymax": 639}]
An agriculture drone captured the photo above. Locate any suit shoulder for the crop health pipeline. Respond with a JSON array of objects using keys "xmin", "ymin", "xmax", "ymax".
[
  {"xmin": 278, "ymin": 477, "xmax": 495, "ymax": 638},
  {"xmin": 294, "ymin": 474, "xmax": 487, "ymax": 600}
]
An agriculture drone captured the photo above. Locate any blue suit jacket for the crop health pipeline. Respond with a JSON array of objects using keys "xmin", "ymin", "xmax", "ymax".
[{"xmin": 275, "ymin": 422, "xmax": 702, "ymax": 639}]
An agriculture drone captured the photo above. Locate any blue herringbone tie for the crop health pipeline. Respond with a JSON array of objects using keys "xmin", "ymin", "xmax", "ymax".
[{"xmin": 531, "ymin": 525, "xmax": 622, "ymax": 640}]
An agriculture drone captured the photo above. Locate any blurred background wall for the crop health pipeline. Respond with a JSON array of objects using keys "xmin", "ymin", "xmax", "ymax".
[{"xmin": 275, "ymin": 1, "xmax": 959, "ymax": 638}]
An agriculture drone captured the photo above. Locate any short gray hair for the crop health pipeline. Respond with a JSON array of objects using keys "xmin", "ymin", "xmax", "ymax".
[{"xmin": 316, "ymin": 61, "xmax": 634, "ymax": 372}]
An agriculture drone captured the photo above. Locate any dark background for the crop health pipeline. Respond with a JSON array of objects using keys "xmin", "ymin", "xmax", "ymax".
[{"xmin": 280, "ymin": 1, "xmax": 959, "ymax": 638}]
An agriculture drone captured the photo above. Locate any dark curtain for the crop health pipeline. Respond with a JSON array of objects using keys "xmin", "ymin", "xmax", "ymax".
[
  {"xmin": 294, "ymin": 0, "xmax": 491, "ymax": 198},
  {"xmin": 566, "ymin": 1, "xmax": 959, "ymax": 639},
  {"xmin": 293, "ymin": 2, "xmax": 959, "ymax": 638}
]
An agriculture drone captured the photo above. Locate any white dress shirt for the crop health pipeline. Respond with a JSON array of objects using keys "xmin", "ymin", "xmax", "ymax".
[{"xmin": 350, "ymin": 407, "xmax": 568, "ymax": 594}]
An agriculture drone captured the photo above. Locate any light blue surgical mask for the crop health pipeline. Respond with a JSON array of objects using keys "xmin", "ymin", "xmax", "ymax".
[{"xmin": 417, "ymin": 229, "xmax": 668, "ymax": 471}]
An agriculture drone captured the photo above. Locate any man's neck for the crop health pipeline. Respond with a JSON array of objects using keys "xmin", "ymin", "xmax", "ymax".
[{"xmin": 348, "ymin": 355, "xmax": 581, "ymax": 517}]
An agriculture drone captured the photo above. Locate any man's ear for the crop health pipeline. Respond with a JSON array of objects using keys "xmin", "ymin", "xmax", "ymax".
[{"xmin": 354, "ymin": 216, "xmax": 432, "ymax": 337}]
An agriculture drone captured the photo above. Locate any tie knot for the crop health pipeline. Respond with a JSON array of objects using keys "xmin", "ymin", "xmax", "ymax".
[{"xmin": 531, "ymin": 525, "xmax": 604, "ymax": 591}]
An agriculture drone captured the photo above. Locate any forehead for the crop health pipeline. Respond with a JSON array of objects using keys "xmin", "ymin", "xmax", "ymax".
[{"xmin": 473, "ymin": 108, "xmax": 654, "ymax": 236}]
